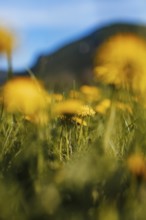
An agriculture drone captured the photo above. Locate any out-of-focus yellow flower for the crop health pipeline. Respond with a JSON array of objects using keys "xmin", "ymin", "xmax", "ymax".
[
  {"xmin": 80, "ymin": 85, "xmax": 100, "ymax": 102},
  {"xmin": 95, "ymin": 99, "xmax": 111, "ymax": 114},
  {"xmin": 0, "ymin": 27, "xmax": 15, "ymax": 56},
  {"xmin": 69, "ymin": 90, "xmax": 81, "ymax": 99},
  {"xmin": 116, "ymin": 101, "xmax": 132, "ymax": 114},
  {"xmin": 54, "ymin": 99, "xmax": 83, "ymax": 116},
  {"xmin": 2, "ymin": 77, "xmax": 48, "ymax": 115},
  {"xmin": 127, "ymin": 153, "xmax": 146, "ymax": 179},
  {"xmin": 58, "ymin": 115, "xmax": 87, "ymax": 126},
  {"xmin": 51, "ymin": 93, "xmax": 63, "ymax": 102},
  {"xmin": 25, "ymin": 111, "xmax": 49, "ymax": 126},
  {"xmin": 71, "ymin": 116, "xmax": 87, "ymax": 126},
  {"xmin": 94, "ymin": 34, "xmax": 146, "ymax": 93},
  {"xmin": 77, "ymin": 105, "xmax": 95, "ymax": 117},
  {"xmin": 45, "ymin": 94, "xmax": 52, "ymax": 105}
]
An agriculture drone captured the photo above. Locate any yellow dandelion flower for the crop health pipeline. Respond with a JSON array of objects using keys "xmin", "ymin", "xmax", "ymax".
[
  {"xmin": 69, "ymin": 90, "xmax": 81, "ymax": 99},
  {"xmin": 95, "ymin": 99, "xmax": 111, "ymax": 114},
  {"xmin": 0, "ymin": 27, "xmax": 15, "ymax": 56},
  {"xmin": 127, "ymin": 153, "xmax": 146, "ymax": 179},
  {"xmin": 51, "ymin": 93, "xmax": 63, "ymax": 102},
  {"xmin": 2, "ymin": 77, "xmax": 48, "ymax": 115},
  {"xmin": 94, "ymin": 34, "xmax": 146, "ymax": 93},
  {"xmin": 54, "ymin": 99, "xmax": 83, "ymax": 116},
  {"xmin": 25, "ymin": 111, "xmax": 49, "ymax": 126},
  {"xmin": 80, "ymin": 85, "xmax": 100, "ymax": 102},
  {"xmin": 71, "ymin": 116, "xmax": 87, "ymax": 126},
  {"xmin": 45, "ymin": 94, "xmax": 52, "ymax": 105},
  {"xmin": 77, "ymin": 105, "xmax": 95, "ymax": 117},
  {"xmin": 0, "ymin": 27, "xmax": 16, "ymax": 78},
  {"xmin": 116, "ymin": 101, "xmax": 132, "ymax": 114}
]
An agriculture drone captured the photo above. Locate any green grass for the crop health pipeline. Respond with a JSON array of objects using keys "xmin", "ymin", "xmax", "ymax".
[{"xmin": 0, "ymin": 85, "xmax": 146, "ymax": 220}]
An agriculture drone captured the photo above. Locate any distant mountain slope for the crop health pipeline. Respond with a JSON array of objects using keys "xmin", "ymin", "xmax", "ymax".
[
  {"xmin": 29, "ymin": 23, "xmax": 146, "ymax": 88},
  {"xmin": 1, "ymin": 23, "xmax": 146, "ymax": 87}
]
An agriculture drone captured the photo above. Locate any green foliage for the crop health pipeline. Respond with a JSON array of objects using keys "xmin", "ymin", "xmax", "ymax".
[{"xmin": 0, "ymin": 88, "xmax": 146, "ymax": 220}]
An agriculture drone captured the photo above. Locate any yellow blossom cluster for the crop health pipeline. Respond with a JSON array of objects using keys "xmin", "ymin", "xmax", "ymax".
[
  {"xmin": 80, "ymin": 85, "xmax": 101, "ymax": 102},
  {"xmin": 0, "ymin": 27, "xmax": 15, "ymax": 56},
  {"xmin": 71, "ymin": 116, "xmax": 87, "ymax": 126},
  {"xmin": 2, "ymin": 77, "xmax": 49, "ymax": 125},
  {"xmin": 94, "ymin": 34, "xmax": 146, "ymax": 94},
  {"xmin": 95, "ymin": 99, "xmax": 111, "ymax": 114},
  {"xmin": 54, "ymin": 99, "xmax": 83, "ymax": 116},
  {"xmin": 77, "ymin": 105, "xmax": 95, "ymax": 117},
  {"xmin": 127, "ymin": 153, "xmax": 146, "ymax": 179}
]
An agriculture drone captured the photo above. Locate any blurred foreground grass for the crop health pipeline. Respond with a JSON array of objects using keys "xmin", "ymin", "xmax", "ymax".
[{"xmin": 1, "ymin": 77, "xmax": 146, "ymax": 220}]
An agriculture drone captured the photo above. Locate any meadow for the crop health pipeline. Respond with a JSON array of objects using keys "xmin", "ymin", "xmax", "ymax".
[{"xmin": 1, "ymin": 28, "xmax": 146, "ymax": 220}]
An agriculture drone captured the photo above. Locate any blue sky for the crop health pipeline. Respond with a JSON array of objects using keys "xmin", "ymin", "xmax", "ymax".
[{"xmin": 0, "ymin": 0, "xmax": 146, "ymax": 71}]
